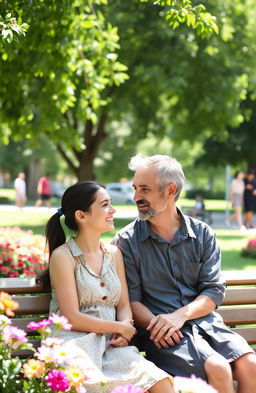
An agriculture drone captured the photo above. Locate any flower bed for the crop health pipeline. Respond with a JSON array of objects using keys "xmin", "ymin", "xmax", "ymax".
[
  {"xmin": 241, "ymin": 238, "xmax": 256, "ymax": 259},
  {"xmin": 0, "ymin": 227, "xmax": 48, "ymax": 277}
]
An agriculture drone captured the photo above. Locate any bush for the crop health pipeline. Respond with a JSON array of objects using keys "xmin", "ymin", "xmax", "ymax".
[
  {"xmin": 241, "ymin": 238, "xmax": 256, "ymax": 259},
  {"xmin": 0, "ymin": 227, "xmax": 48, "ymax": 277},
  {"xmin": 185, "ymin": 189, "xmax": 225, "ymax": 200}
]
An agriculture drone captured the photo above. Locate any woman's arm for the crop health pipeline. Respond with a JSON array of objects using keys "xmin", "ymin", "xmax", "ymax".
[{"xmin": 50, "ymin": 247, "xmax": 135, "ymax": 340}]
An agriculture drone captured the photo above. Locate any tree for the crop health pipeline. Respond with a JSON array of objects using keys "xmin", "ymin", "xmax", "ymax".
[
  {"xmin": 0, "ymin": 11, "xmax": 28, "ymax": 44},
  {"xmin": 196, "ymin": 99, "xmax": 256, "ymax": 170},
  {"xmin": 0, "ymin": 0, "xmax": 220, "ymax": 181}
]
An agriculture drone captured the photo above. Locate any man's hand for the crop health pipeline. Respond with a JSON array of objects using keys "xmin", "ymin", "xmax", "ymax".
[{"xmin": 146, "ymin": 313, "xmax": 185, "ymax": 349}]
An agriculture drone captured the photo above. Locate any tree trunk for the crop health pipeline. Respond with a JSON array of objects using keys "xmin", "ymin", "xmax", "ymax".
[
  {"xmin": 27, "ymin": 158, "xmax": 42, "ymax": 198},
  {"xmin": 56, "ymin": 112, "xmax": 108, "ymax": 181}
]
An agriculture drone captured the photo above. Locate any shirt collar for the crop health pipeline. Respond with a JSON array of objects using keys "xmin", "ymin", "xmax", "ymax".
[
  {"xmin": 140, "ymin": 207, "xmax": 196, "ymax": 242},
  {"xmin": 67, "ymin": 237, "xmax": 108, "ymax": 257}
]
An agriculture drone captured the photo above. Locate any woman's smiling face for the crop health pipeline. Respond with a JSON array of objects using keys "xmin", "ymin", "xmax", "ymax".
[{"xmin": 84, "ymin": 187, "xmax": 116, "ymax": 233}]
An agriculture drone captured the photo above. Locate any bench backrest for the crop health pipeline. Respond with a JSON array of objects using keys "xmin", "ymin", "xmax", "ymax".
[{"xmin": 0, "ymin": 270, "xmax": 256, "ymax": 357}]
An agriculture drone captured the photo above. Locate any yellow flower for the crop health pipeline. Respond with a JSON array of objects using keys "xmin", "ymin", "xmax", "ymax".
[
  {"xmin": 65, "ymin": 365, "xmax": 86, "ymax": 388},
  {"xmin": 23, "ymin": 359, "xmax": 46, "ymax": 379},
  {"xmin": 0, "ymin": 291, "xmax": 19, "ymax": 316}
]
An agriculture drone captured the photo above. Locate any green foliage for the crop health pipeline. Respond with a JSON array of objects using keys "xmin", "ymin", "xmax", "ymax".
[
  {"xmin": 1, "ymin": 0, "xmax": 256, "ymax": 181},
  {"xmin": 0, "ymin": 13, "xmax": 28, "ymax": 44},
  {"xmin": 146, "ymin": 0, "xmax": 219, "ymax": 38}
]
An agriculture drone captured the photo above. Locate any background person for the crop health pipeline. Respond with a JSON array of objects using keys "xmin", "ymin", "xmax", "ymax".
[
  {"xmin": 244, "ymin": 169, "xmax": 256, "ymax": 229},
  {"xmin": 114, "ymin": 154, "xmax": 256, "ymax": 393},
  {"xmin": 35, "ymin": 174, "xmax": 51, "ymax": 209},
  {"xmin": 187, "ymin": 194, "xmax": 205, "ymax": 217},
  {"xmin": 38, "ymin": 181, "xmax": 174, "ymax": 393},
  {"xmin": 226, "ymin": 170, "xmax": 245, "ymax": 230},
  {"xmin": 14, "ymin": 172, "xmax": 27, "ymax": 208}
]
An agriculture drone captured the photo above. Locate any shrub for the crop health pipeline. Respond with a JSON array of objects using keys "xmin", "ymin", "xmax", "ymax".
[
  {"xmin": 0, "ymin": 227, "xmax": 48, "ymax": 277},
  {"xmin": 241, "ymin": 238, "xmax": 256, "ymax": 259}
]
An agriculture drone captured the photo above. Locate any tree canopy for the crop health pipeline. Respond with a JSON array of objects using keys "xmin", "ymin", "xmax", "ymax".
[{"xmin": 1, "ymin": 0, "xmax": 256, "ymax": 181}]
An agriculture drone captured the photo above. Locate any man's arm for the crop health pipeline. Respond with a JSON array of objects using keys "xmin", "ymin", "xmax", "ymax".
[{"xmin": 147, "ymin": 295, "xmax": 215, "ymax": 348}]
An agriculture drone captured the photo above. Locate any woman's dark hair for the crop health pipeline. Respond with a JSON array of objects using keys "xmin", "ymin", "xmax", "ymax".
[{"xmin": 37, "ymin": 181, "xmax": 102, "ymax": 289}]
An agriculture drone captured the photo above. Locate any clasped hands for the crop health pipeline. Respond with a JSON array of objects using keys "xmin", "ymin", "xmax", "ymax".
[
  {"xmin": 109, "ymin": 318, "xmax": 136, "ymax": 347},
  {"xmin": 146, "ymin": 313, "xmax": 185, "ymax": 349}
]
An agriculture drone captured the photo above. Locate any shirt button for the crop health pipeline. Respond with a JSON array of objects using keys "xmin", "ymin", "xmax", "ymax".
[
  {"xmin": 102, "ymin": 296, "xmax": 107, "ymax": 300},
  {"xmin": 100, "ymin": 282, "xmax": 105, "ymax": 287}
]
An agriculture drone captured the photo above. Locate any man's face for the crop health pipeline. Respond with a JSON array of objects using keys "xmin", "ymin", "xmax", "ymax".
[{"xmin": 132, "ymin": 166, "xmax": 167, "ymax": 220}]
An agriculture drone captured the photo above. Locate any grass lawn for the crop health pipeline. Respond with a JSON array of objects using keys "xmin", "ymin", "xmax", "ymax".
[{"xmin": 1, "ymin": 208, "xmax": 255, "ymax": 271}]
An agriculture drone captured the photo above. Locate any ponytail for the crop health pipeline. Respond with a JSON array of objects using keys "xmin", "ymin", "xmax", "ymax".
[
  {"xmin": 37, "ymin": 181, "xmax": 102, "ymax": 290},
  {"xmin": 37, "ymin": 212, "xmax": 66, "ymax": 289}
]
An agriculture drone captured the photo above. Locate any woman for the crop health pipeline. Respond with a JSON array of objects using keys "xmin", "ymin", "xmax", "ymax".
[
  {"xmin": 40, "ymin": 181, "xmax": 174, "ymax": 393},
  {"xmin": 226, "ymin": 170, "xmax": 245, "ymax": 230},
  {"xmin": 244, "ymin": 169, "xmax": 256, "ymax": 229}
]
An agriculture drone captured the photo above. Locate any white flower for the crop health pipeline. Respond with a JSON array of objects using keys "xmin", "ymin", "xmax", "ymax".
[{"xmin": 174, "ymin": 375, "xmax": 218, "ymax": 393}]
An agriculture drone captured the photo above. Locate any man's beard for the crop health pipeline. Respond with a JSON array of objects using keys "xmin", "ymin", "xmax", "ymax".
[{"xmin": 137, "ymin": 199, "xmax": 167, "ymax": 221}]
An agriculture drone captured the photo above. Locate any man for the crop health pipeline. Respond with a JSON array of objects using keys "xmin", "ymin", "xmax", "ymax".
[
  {"xmin": 113, "ymin": 154, "xmax": 256, "ymax": 393},
  {"xmin": 14, "ymin": 172, "xmax": 27, "ymax": 207},
  {"xmin": 35, "ymin": 174, "xmax": 51, "ymax": 209}
]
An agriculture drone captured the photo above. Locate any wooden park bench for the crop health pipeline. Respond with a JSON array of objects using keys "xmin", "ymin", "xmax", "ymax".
[{"xmin": 0, "ymin": 270, "xmax": 256, "ymax": 358}]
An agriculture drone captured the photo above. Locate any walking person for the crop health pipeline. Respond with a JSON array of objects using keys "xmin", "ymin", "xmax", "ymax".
[
  {"xmin": 114, "ymin": 154, "xmax": 256, "ymax": 393},
  {"xmin": 38, "ymin": 181, "xmax": 174, "ymax": 393},
  {"xmin": 35, "ymin": 174, "xmax": 51, "ymax": 210},
  {"xmin": 244, "ymin": 169, "xmax": 256, "ymax": 229},
  {"xmin": 226, "ymin": 170, "xmax": 245, "ymax": 230},
  {"xmin": 14, "ymin": 172, "xmax": 27, "ymax": 208}
]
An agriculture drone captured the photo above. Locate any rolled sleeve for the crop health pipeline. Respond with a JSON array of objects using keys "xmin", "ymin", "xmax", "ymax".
[{"xmin": 197, "ymin": 230, "xmax": 226, "ymax": 307}]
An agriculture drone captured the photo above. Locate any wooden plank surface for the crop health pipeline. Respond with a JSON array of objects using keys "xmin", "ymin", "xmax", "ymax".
[
  {"xmin": 0, "ymin": 277, "xmax": 48, "ymax": 294},
  {"xmin": 223, "ymin": 288, "xmax": 256, "ymax": 305},
  {"xmin": 231, "ymin": 327, "xmax": 256, "ymax": 345},
  {"xmin": 13, "ymin": 295, "xmax": 51, "ymax": 315},
  {"xmin": 217, "ymin": 306, "xmax": 256, "ymax": 325},
  {"xmin": 223, "ymin": 270, "xmax": 256, "ymax": 286}
]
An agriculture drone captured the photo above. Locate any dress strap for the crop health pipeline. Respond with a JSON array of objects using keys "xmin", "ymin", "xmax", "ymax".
[{"xmin": 59, "ymin": 244, "xmax": 80, "ymax": 268}]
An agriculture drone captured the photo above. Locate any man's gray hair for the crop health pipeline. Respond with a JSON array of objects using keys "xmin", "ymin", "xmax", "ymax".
[{"xmin": 129, "ymin": 153, "xmax": 185, "ymax": 201}]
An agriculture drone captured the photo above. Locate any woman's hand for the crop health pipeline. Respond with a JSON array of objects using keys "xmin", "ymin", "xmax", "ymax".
[
  {"xmin": 117, "ymin": 319, "xmax": 136, "ymax": 342},
  {"xmin": 109, "ymin": 333, "xmax": 129, "ymax": 347}
]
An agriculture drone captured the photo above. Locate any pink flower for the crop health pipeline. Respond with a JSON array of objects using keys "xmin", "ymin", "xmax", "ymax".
[
  {"xmin": 27, "ymin": 318, "xmax": 51, "ymax": 331},
  {"xmin": 248, "ymin": 238, "xmax": 256, "ymax": 246},
  {"xmin": 3, "ymin": 325, "xmax": 28, "ymax": 349},
  {"xmin": 111, "ymin": 385, "xmax": 144, "ymax": 393},
  {"xmin": 49, "ymin": 314, "xmax": 72, "ymax": 330},
  {"xmin": 46, "ymin": 369, "xmax": 70, "ymax": 392}
]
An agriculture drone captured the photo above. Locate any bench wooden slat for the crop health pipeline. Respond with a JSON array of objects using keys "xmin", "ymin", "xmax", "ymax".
[
  {"xmin": 222, "ymin": 288, "xmax": 256, "ymax": 305},
  {"xmin": 13, "ymin": 295, "xmax": 51, "ymax": 315},
  {"xmin": 12, "ymin": 317, "xmax": 46, "ymax": 334},
  {"xmin": 223, "ymin": 270, "xmax": 256, "ymax": 286},
  {"xmin": 0, "ymin": 277, "xmax": 48, "ymax": 294},
  {"xmin": 217, "ymin": 306, "xmax": 256, "ymax": 325},
  {"xmin": 12, "ymin": 339, "xmax": 41, "ymax": 358},
  {"xmin": 231, "ymin": 327, "xmax": 256, "ymax": 345}
]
